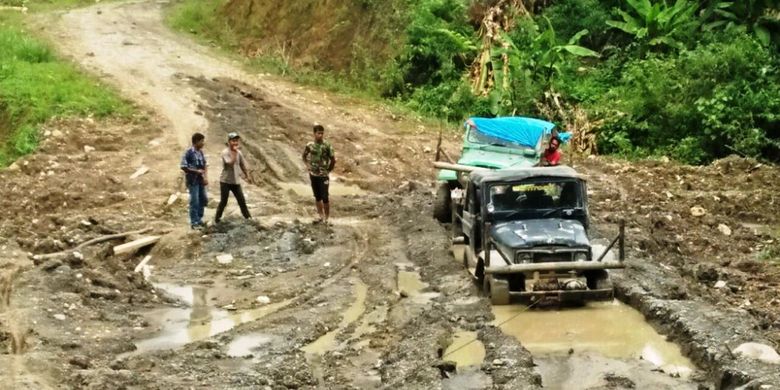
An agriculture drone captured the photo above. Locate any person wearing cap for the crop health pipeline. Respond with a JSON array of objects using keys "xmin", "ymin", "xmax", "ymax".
[
  {"xmin": 214, "ymin": 132, "xmax": 252, "ymax": 224},
  {"xmin": 302, "ymin": 124, "xmax": 336, "ymax": 223}
]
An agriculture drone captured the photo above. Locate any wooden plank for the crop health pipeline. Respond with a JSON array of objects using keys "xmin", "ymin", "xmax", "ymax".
[
  {"xmin": 134, "ymin": 255, "xmax": 152, "ymax": 273},
  {"xmin": 113, "ymin": 236, "xmax": 160, "ymax": 255},
  {"xmin": 129, "ymin": 166, "xmax": 150, "ymax": 179}
]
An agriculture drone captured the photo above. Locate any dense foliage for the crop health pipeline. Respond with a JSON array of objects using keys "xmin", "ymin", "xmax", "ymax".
[{"xmin": 382, "ymin": 0, "xmax": 780, "ymax": 163}]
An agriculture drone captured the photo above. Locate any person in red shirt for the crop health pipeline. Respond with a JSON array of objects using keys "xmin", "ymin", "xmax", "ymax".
[{"xmin": 537, "ymin": 137, "xmax": 562, "ymax": 166}]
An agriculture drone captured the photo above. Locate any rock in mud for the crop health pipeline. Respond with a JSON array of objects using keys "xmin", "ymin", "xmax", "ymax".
[
  {"xmin": 733, "ymin": 343, "xmax": 780, "ymax": 364},
  {"xmin": 109, "ymin": 358, "xmax": 127, "ymax": 370},
  {"xmin": 603, "ymin": 372, "xmax": 636, "ymax": 388},
  {"xmin": 69, "ymin": 355, "xmax": 91, "ymax": 369},
  {"xmin": 41, "ymin": 259, "xmax": 64, "ymax": 271},
  {"xmin": 690, "ymin": 206, "xmax": 707, "ymax": 217},
  {"xmin": 216, "ymin": 253, "xmax": 234, "ymax": 264}
]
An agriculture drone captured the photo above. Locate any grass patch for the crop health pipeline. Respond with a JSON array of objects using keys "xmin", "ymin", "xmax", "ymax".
[
  {"xmin": 0, "ymin": 0, "xmax": 105, "ymax": 12},
  {"xmin": 0, "ymin": 11, "xmax": 131, "ymax": 166}
]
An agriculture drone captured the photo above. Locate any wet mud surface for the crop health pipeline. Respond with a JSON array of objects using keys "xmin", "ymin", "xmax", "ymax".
[{"xmin": 0, "ymin": 1, "xmax": 779, "ymax": 389}]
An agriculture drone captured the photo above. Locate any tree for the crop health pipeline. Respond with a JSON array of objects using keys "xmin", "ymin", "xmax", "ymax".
[{"xmin": 606, "ymin": 0, "xmax": 699, "ymax": 50}]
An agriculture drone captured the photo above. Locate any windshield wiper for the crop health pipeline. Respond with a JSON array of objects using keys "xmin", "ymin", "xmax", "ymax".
[
  {"xmin": 542, "ymin": 207, "xmax": 583, "ymax": 218},
  {"xmin": 496, "ymin": 210, "xmax": 525, "ymax": 220},
  {"xmin": 541, "ymin": 207, "xmax": 567, "ymax": 218}
]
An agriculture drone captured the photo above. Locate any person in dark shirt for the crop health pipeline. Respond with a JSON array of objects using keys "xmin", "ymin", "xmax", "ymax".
[
  {"xmin": 180, "ymin": 133, "xmax": 208, "ymax": 229},
  {"xmin": 537, "ymin": 136, "xmax": 562, "ymax": 167}
]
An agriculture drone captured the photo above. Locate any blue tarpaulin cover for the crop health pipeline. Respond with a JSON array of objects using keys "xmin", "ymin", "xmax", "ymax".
[{"xmin": 467, "ymin": 117, "xmax": 569, "ymax": 147}]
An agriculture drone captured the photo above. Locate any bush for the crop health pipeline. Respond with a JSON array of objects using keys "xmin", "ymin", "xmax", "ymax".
[
  {"xmin": 590, "ymin": 28, "xmax": 780, "ymax": 163},
  {"xmin": 166, "ymin": 0, "xmax": 237, "ymax": 48}
]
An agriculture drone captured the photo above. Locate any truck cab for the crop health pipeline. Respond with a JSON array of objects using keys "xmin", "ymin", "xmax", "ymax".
[{"xmin": 434, "ymin": 117, "xmax": 557, "ymax": 223}]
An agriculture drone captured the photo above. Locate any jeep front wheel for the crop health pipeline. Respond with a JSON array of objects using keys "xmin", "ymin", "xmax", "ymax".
[{"xmin": 484, "ymin": 275, "xmax": 510, "ymax": 305}]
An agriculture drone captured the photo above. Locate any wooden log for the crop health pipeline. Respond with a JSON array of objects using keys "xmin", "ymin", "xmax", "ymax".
[
  {"xmin": 134, "ymin": 256, "xmax": 152, "ymax": 273},
  {"xmin": 32, "ymin": 228, "xmax": 152, "ymax": 261},
  {"xmin": 129, "ymin": 166, "xmax": 150, "ymax": 179},
  {"xmin": 433, "ymin": 161, "xmax": 490, "ymax": 173},
  {"xmin": 113, "ymin": 236, "xmax": 160, "ymax": 255}
]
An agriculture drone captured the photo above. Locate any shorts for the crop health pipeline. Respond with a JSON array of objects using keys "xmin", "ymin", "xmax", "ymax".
[{"xmin": 310, "ymin": 174, "xmax": 329, "ymax": 203}]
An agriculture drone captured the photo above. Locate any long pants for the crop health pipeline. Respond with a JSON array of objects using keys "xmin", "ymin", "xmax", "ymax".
[
  {"xmin": 215, "ymin": 182, "xmax": 251, "ymax": 222},
  {"xmin": 187, "ymin": 183, "xmax": 207, "ymax": 226}
]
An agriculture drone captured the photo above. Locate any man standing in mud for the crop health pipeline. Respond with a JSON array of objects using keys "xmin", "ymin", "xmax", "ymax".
[
  {"xmin": 181, "ymin": 133, "xmax": 208, "ymax": 229},
  {"xmin": 302, "ymin": 124, "xmax": 336, "ymax": 224},
  {"xmin": 215, "ymin": 132, "xmax": 252, "ymax": 224}
]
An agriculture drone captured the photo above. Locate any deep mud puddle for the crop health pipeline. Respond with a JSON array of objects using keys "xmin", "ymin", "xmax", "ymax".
[
  {"xmin": 226, "ymin": 333, "xmax": 276, "ymax": 357},
  {"xmin": 126, "ymin": 283, "xmax": 290, "ymax": 355},
  {"xmin": 494, "ymin": 300, "xmax": 697, "ymax": 389},
  {"xmin": 441, "ymin": 331, "xmax": 492, "ymax": 389}
]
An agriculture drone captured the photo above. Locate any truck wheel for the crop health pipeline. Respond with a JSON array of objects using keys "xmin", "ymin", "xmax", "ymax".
[
  {"xmin": 484, "ymin": 275, "xmax": 510, "ymax": 305},
  {"xmin": 433, "ymin": 182, "xmax": 451, "ymax": 223},
  {"xmin": 586, "ymin": 270, "xmax": 613, "ymax": 290}
]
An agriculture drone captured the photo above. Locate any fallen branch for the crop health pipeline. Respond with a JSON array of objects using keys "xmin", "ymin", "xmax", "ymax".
[
  {"xmin": 31, "ymin": 228, "xmax": 153, "ymax": 261},
  {"xmin": 113, "ymin": 236, "xmax": 160, "ymax": 255},
  {"xmin": 440, "ymin": 148, "xmax": 455, "ymax": 164}
]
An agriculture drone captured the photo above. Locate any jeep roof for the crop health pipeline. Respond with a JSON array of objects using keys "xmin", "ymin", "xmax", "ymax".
[{"xmin": 469, "ymin": 166, "xmax": 583, "ymax": 186}]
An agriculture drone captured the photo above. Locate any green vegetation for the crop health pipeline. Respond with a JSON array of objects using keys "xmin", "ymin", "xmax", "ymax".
[
  {"xmin": 168, "ymin": 0, "xmax": 780, "ymax": 164},
  {"xmin": 0, "ymin": 11, "xmax": 130, "ymax": 166},
  {"xmin": 0, "ymin": 0, "xmax": 105, "ymax": 12}
]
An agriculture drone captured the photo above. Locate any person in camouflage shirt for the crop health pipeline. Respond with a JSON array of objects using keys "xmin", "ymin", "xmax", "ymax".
[{"xmin": 302, "ymin": 124, "xmax": 336, "ymax": 223}]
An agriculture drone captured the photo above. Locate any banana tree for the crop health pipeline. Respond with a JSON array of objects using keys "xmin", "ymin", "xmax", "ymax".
[
  {"xmin": 701, "ymin": 0, "xmax": 780, "ymax": 46},
  {"xmin": 534, "ymin": 17, "xmax": 600, "ymax": 85},
  {"xmin": 606, "ymin": 0, "xmax": 699, "ymax": 49},
  {"xmin": 479, "ymin": 21, "xmax": 599, "ymax": 115}
]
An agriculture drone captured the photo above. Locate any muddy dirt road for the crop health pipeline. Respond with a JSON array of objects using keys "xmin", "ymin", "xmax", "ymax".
[{"xmin": 1, "ymin": 1, "xmax": 779, "ymax": 389}]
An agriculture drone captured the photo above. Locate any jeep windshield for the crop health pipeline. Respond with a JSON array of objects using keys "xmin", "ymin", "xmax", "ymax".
[
  {"xmin": 486, "ymin": 179, "xmax": 583, "ymax": 218},
  {"xmin": 467, "ymin": 127, "xmax": 536, "ymax": 151}
]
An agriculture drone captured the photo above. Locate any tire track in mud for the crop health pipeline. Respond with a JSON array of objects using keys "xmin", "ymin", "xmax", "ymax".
[{"xmin": 0, "ymin": 265, "xmax": 54, "ymax": 390}]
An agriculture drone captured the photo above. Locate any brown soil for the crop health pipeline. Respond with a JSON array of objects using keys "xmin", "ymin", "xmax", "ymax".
[
  {"xmin": 0, "ymin": 1, "xmax": 778, "ymax": 389},
  {"xmin": 578, "ymin": 155, "xmax": 780, "ymax": 343},
  {"xmin": 221, "ymin": 0, "xmax": 406, "ymax": 71}
]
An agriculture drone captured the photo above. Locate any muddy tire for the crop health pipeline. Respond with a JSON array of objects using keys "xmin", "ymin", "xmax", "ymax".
[
  {"xmin": 586, "ymin": 270, "xmax": 613, "ymax": 291},
  {"xmin": 433, "ymin": 182, "xmax": 451, "ymax": 223},
  {"xmin": 484, "ymin": 275, "xmax": 510, "ymax": 305}
]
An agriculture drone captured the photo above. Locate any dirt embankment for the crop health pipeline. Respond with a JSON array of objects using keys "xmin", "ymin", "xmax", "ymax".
[
  {"xmin": 221, "ymin": 0, "xmax": 408, "ymax": 71},
  {"xmin": 580, "ymin": 156, "xmax": 780, "ymax": 339}
]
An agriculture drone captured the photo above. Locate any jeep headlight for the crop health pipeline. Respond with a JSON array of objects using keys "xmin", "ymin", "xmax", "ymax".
[
  {"xmin": 516, "ymin": 253, "xmax": 533, "ymax": 263},
  {"xmin": 574, "ymin": 252, "xmax": 588, "ymax": 262}
]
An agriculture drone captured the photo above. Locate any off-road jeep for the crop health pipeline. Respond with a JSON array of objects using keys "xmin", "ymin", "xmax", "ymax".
[{"xmin": 450, "ymin": 166, "xmax": 625, "ymax": 305}]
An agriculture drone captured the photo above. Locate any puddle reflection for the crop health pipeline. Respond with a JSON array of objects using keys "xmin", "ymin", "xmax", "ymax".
[{"xmin": 129, "ymin": 284, "xmax": 290, "ymax": 354}]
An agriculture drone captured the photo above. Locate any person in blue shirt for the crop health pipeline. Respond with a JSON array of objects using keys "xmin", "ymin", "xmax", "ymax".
[{"xmin": 180, "ymin": 133, "xmax": 208, "ymax": 229}]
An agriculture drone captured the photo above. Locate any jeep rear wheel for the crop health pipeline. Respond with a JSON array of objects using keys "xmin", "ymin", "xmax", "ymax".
[{"xmin": 433, "ymin": 182, "xmax": 451, "ymax": 223}]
